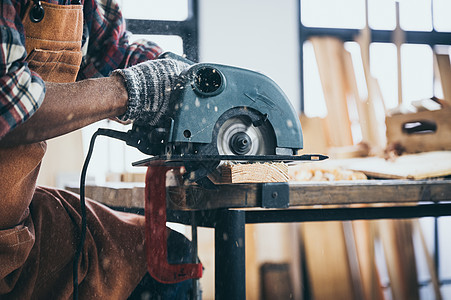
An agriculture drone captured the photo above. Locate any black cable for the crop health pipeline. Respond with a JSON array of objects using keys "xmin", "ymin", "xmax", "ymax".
[
  {"xmin": 72, "ymin": 127, "xmax": 142, "ymax": 299},
  {"xmin": 73, "ymin": 130, "xmax": 100, "ymax": 300}
]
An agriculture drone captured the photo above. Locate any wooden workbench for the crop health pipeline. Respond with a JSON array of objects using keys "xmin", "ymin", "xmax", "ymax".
[
  {"xmin": 66, "ymin": 178, "xmax": 451, "ymax": 300},
  {"xmin": 68, "ymin": 179, "xmax": 451, "ymax": 211}
]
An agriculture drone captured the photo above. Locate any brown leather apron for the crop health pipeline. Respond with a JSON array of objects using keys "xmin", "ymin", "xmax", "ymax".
[
  {"xmin": 0, "ymin": 0, "xmax": 83, "ymax": 230},
  {"xmin": 0, "ymin": 2, "xmax": 147, "ymax": 298}
]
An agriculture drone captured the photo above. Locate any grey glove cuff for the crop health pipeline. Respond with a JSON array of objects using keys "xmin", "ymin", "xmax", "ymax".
[{"xmin": 113, "ymin": 59, "xmax": 188, "ymax": 126}]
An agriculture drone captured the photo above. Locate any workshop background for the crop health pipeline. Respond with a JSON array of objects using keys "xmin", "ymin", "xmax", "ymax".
[{"xmin": 37, "ymin": 0, "xmax": 451, "ymax": 299}]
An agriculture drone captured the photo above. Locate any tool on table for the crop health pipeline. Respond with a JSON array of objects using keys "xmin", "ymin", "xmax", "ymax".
[{"xmin": 75, "ymin": 53, "xmax": 327, "ymax": 297}]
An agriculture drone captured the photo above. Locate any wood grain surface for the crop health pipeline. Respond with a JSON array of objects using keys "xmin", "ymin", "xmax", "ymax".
[{"xmin": 66, "ymin": 179, "xmax": 451, "ymax": 210}]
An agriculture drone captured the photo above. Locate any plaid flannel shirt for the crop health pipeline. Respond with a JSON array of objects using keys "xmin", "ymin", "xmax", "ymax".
[{"xmin": 0, "ymin": 0, "xmax": 162, "ymax": 139}]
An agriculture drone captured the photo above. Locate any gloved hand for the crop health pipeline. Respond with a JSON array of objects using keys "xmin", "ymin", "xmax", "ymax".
[{"xmin": 113, "ymin": 58, "xmax": 190, "ymax": 126}]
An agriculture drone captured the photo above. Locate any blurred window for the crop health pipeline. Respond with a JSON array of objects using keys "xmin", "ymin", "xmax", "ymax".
[{"xmin": 300, "ymin": 0, "xmax": 451, "ymax": 115}]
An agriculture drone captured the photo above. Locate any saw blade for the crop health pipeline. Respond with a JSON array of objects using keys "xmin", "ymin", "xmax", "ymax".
[
  {"xmin": 132, "ymin": 154, "xmax": 328, "ymax": 167},
  {"xmin": 216, "ymin": 116, "xmax": 275, "ymax": 156}
]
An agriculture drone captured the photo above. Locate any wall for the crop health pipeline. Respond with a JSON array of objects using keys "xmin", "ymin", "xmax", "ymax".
[{"xmin": 198, "ymin": 0, "xmax": 301, "ymax": 112}]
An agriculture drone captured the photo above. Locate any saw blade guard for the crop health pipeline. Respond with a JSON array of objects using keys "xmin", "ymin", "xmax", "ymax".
[{"xmin": 169, "ymin": 63, "xmax": 303, "ymax": 154}]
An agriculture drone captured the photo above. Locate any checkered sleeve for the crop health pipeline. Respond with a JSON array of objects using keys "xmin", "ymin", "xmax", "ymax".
[
  {"xmin": 78, "ymin": 0, "xmax": 163, "ymax": 80},
  {"xmin": 0, "ymin": 1, "xmax": 46, "ymax": 140}
]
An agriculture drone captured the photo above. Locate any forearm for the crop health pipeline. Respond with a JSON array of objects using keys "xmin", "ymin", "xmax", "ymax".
[{"xmin": 0, "ymin": 75, "xmax": 128, "ymax": 147}]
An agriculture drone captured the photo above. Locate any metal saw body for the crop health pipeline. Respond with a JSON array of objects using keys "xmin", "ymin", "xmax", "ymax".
[
  {"xmin": 169, "ymin": 63, "xmax": 303, "ymax": 153},
  {"xmin": 128, "ymin": 61, "xmax": 304, "ymax": 158}
]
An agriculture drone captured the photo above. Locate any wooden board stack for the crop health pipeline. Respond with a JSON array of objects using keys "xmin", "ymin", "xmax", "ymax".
[{"xmin": 305, "ymin": 35, "xmax": 387, "ymax": 157}]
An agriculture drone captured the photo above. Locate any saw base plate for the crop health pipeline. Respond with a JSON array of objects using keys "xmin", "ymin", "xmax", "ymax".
[{"xmin": 132, "ymin": 154, "xmax": 328, "ymax": 167}]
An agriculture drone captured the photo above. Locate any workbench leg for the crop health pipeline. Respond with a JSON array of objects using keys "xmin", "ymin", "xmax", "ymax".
[{"xmin": 215, "ymin": 209, "xmax": 246, "ymax": 300}]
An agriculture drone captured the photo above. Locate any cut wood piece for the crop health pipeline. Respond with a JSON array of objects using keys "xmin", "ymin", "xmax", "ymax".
[
  {"xmin": 301, "ymin": 221, "xmax": 356, "ymax": 300},
  {"xmin": 376, "ymin": 219, "xmax": 419, "ymax": 300},
  {"xmin": 210, "ymin": 162, "xmax": 288, "ymax": 184},
  {"xmin": 435, "ymin": 53, "xmax": 451, "ymax": 102},
  {"xmin": 310, "ymin": 36, "xmax": 353, "ymax": 147},
  {"xmin": 341, "ymin": 151, "xmax": 451, "ymax": 179}
]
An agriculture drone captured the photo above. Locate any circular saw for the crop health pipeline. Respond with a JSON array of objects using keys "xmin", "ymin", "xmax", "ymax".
[{"xmin": 101, "ymin": 53, "xmax": 326, "ymax": 185}]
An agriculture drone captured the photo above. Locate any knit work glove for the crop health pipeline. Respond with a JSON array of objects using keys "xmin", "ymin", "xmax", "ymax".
[{"xmin": 113, "ymin": 58, "xmax": 190, "ymax": 126}]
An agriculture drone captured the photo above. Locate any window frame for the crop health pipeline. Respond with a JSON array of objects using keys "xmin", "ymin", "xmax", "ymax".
[
  {"xmin": 298, "ymin": 0, "xmax": 451, "ymax": 112},
  {"xmin": 125, "ymin": 0, "xmax": 199, "ymax": 62}
]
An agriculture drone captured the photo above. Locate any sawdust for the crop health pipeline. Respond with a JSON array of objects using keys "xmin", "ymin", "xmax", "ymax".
[{"xmin": 289, "ymin": 164, "xmax": 367, "ymax": 181}]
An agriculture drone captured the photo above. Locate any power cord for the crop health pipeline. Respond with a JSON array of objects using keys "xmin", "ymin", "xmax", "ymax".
[{"xmin": 73, "ymin": 128, "xmax": 131, "ymax": 300}]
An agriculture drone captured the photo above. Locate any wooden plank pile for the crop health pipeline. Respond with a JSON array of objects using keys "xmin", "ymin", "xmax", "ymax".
[
  {"xmin": 302, "ymin": 35, "xmax": 387, "ymax": 157},
  {"xmin": 302, "ymin": 37, "xmax": 451, "ymax": 160},
  {"xmin": 295, "ymin": 28, "xmax": 450, "ymax": 300}
]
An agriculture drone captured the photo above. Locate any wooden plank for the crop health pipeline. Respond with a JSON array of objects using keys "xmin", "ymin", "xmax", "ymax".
[
  {"xmin": 210, "ymin": 162, "xmax": 289, "ymax": 184},
  {"xmin": 355, "ymin": 10, "xmax": 387, "ymax": 151},
  {"xmin": 310, "ymin": 36, "xmax": 353, "ymax": 147},
  {"xmin": 394, "ymin": 1, "xmax": 405, "ymax": 107},
  {"xmin": 413, "ymin": 220, "xmax": 442, "ymax": 300},
  {"xmin": 343, "ymin": 221, "xmax": 365, "ymax": 300},
  {"xmin": 67, "ymin": 179, "xmax": 451, "ymax": 210},
  {"xmin": 342, "ymin": 48, "xmax": 371, "ymax": 145},
  {"xmin": 288, "ymin": 223, "xmax": 303, "ymax": 300},
  {"xmin": 435, "ymin": 53, "xmax": 451, "ymax": 102},
  {"xmin": 342, "ymin": 47, "xmax": 386, "ymax": 151},
  {"xmin": 66, "ymin": 182, "xmax": 145, "ymax": 208},
  {"xmin": 341, "ymin": 151, "xmax": 451, "ymax": 179},
  {"xmin": 301, "ymin": 221, "xmax": 355, "ymax": 300},
  {"xmin": 182, "ymin": 183, "xmax": 259, "ymax": 209},
  {"xmin": 181, "ymin": 179, "xmax": 451, "ymax": 210},
  {"xmin": 376, "ymin": 219, "xmax": 419, "ymax": 300},
  {"xmin": 299, "ymin": 114, "xmax": 330, "ymax": 155},
  {"xmin": 287, "ymin": 180, "xmax": 451, "ymax": 207},
  {"xmin": 246, "ymin": 224, "xmax": 260, "ymax": 300}
]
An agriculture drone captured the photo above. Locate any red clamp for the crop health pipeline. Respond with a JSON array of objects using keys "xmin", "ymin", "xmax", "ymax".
[{"xmin": 145, "ymin": 165, "xmax": 203, "ymax": 284}]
